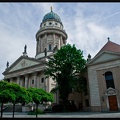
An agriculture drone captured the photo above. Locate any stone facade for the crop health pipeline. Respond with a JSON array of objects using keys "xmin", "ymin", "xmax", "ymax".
[
  {"xmin": 2, "ymin": 9, "xmax": 67, "ymax": 106},
  {"xmin": 87, "ymin": 45, "xmax": 120, "ymax": 112}
]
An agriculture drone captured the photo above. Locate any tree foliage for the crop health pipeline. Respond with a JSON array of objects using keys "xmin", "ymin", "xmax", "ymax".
[
  {"xmin": 0, "ymin": 81, "xmax": 16, "ymax": 118},
  {"xmin": 27, "ymin": 87, "xmax": 53, "ymax": 118},
  {"xmin": 45, "ymin": 44, "xmax": 86, "ymax": 109},
  {"xmin": 0, "ymin": 81, "xmax": 32, "ymax": 118}
]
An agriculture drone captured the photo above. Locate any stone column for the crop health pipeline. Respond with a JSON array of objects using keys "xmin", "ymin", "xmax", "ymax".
[
  {"xmin": 25, "ymin": 75, "xmax": 29, "ymax": 88},
  {"xmin": 39, "ymin": 37, "xmax": 42, "ymax": 53},
  {"xmin": 36, "ymin": 39, "xmax": 39, "ymax": 55},
  {"xmin": 44, "ymin": 78, "xmax": 47, "ymax": 91},
  {"xmin": 37, "ymin": 75, "xmax": 39, "ymax": 88},
  {"xmin": 33, "ymin": 73, "xmax": 37, "ymax": 88},
  {"xmin": 47, "ymin": 77, "xmax": 50, "ymax": 92},
  {"xmin": 17, "ymin": 76, "xmax": 20, "ymax": 85},
  {"xmin": 45, "ymin": 34, "xmax": 47, "ymax": 49},
  {"xmin": 60, "ymin": 36, "xmax": 63, "ymax": 48},
  {"xmin": 10, "ymin": 78, "xmax": 13, "ymax": 83},
  {"xmin": 28, "ymin": 78, "xmax": 31, "ymax": 88},
  {"xmin": 53, "ymin": 33, "xmax": 55, "ymax": 47},
  {"xmin": 20, "ymin": 78, "xmax": 23, "ymax": 87}
]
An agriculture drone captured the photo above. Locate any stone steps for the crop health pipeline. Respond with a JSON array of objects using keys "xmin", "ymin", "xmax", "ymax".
[{"xmin": 3, "ymin": 105, "xmax": 22, "ymax": 112}]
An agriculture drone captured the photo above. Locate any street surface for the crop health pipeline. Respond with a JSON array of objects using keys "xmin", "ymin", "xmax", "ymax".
[{"xmin": 2, "ymin": 111, "xmax": 120, "ymax": 118}]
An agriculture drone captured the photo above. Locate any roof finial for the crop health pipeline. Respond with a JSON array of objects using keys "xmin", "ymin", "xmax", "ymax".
[
  {"xmin": 50, "ymin": 6, "xmax": 52, "ymax": 12},
  {"xmin": 107, "ymin": 37, "xmax": 110, "ymax": 41}
]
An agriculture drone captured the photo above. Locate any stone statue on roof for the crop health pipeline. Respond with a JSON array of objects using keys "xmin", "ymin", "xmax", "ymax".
[
  {"xmin": 24, "ymin": 44, "xmax": 27, "ymax": 53},
  {"xmin": 6, "ymin": 61, "xmax": 9, "ymax": 68}
]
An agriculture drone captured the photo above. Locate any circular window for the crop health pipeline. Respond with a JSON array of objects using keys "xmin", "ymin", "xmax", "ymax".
[{"xmin": 49, "ymin": 22, "xmax": 52, "ymax": 25}]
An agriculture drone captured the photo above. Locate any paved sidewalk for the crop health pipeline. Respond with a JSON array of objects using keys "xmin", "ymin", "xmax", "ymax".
[{"xmin": 1, "ymin": 111, "xmax": 120, "ymax": 118}]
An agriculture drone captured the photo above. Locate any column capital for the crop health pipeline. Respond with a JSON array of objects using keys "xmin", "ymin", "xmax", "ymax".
[
  {"xmin": 25, "ymin": 74, "xmax": 29, "ymax": 78},
  {"xmin": 33, "ymin": 72, "xmax": 38, "ymax": 76},
  {"xmin": 17, "ymin": 76, "xmax": 21, "ymax": 79}
]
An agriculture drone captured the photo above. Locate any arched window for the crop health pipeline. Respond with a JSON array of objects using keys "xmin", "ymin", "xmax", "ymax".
[{"xmin": 105, "ymin": 71, "xmax": 115, "ymax": 89}]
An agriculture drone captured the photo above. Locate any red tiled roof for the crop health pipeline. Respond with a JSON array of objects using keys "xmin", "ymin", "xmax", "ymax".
[{"xmin": 97, "ymin": 40, "xmax": 120, "ymax": 54}]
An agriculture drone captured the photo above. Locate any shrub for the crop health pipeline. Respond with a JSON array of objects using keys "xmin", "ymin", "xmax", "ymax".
[
  {"xmin": 66, "ymin": 104, "xmax": 77, "ymax": 112},
  {"xmin": 52, "ymin": 104, "xmax": 63, "ymax": 112},
  {"xmin": 27, "ymin": 108, "xmax": 43, "ymax": 115},
  {"xmin": 35, "ymin": 108, "xmax": 43, "ymax": 114}
]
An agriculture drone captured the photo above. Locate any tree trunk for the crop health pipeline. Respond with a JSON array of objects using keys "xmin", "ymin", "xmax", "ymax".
[
  {"xmin": 1, "ymin": 102, "xmax": 3, "ymax": 118},
  {"xmin": 12, "ymin": 102, "xmax": 15, "ymax": 118},
  {"xmin": 80, "ymin": 91, "xmax": 83, "ymax": 111},
  {"xmin": 36, "ymin": 103, "xmax": 38, "ymax": 118}
]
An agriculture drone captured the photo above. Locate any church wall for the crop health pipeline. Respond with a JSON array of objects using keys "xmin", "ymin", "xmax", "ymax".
[
  {"xmin": 97, "ymin": 66, "xmax": 120, "ymax": 111},
  {"xmin": 97, "ymin": 70, "xmax": 109, "ymax": 111},
  {"xmin": 88, "ymin": 59, "xmax": 120, "ymax": 111},
  {"xmin": 88, "ymin": 68, "xmax": 101, "ymax": 111}
]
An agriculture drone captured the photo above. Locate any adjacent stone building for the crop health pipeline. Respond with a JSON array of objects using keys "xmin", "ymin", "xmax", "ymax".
[{"xmin": 87, "ymin": 39, "xmax": 120, "ymax": 112}]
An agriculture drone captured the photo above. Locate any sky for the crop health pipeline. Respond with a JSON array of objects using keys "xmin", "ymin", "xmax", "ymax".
[{"xmin": 0, "ymin": 2, "xmax": 120, "ymax": 79}]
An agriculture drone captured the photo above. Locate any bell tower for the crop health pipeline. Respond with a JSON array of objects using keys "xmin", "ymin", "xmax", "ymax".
[{"xmin": 35, "ymin": 7, "xmax": 68, "ymax": 59}]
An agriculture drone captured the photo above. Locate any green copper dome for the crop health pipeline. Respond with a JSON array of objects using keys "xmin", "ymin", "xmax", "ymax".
[{"xmin": 42, "ymin": 10, "xmax": 62, "ymax": 23}]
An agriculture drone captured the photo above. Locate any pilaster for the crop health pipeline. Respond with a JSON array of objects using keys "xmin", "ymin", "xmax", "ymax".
[{"xmin": 53, "ymin": 33, "xmax": 55, "ymax": 47}]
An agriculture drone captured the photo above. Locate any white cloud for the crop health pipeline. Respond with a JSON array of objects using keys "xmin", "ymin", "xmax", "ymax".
[{"xmin": 0, "ymin": 3, "xmax": 120, "ymax": 79}]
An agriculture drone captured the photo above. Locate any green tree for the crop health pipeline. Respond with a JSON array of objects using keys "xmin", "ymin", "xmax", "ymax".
[
  {"xmin": 7, "ymin": 83, "xmax": 32, "ymax": 118},
  {"xmin": 0, "ymin": 81, "xmax": 16, "ymax": 118},
  {"xmin": 27, "ymin": 87, "xmax": 42, "ymax": 118},
  {"xmin": 45, "ymin": 44, "xmax": 86, "ymax": 110},
  {"xmin": 27, "ymin": 87, "xmax": 53, "ymax": 118},
  {"xmin": 73, "ymin": 67, "xmax": 87, "ymax": 94}
]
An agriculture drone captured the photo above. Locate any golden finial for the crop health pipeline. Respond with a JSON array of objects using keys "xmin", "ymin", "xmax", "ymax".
[{"xmin": 50, "ymin": 6, "xmax": 52, "ymax": 12}]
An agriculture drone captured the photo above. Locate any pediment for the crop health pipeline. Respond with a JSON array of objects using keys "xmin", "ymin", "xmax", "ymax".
[
  {"xmin": 88, "ymin": 51, "xmax": 120, "ymax": 65},
  {"xmin": 105, "ymin": 87, "xmax": 118, "ymax": 96},
  {"xmin": 4, "ymin": 56, "xmax": 40, "ymax": 73}
]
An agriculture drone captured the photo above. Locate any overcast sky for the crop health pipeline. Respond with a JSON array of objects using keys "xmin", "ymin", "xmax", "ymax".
[{"xmin": 0, "ymin": 2, "xmax": 120, "ymax": 79}]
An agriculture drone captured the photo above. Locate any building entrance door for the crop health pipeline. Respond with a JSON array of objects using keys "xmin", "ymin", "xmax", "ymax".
[{"xmin": 108, "ymin": 95, "xmax": 118, "ymax": 111}]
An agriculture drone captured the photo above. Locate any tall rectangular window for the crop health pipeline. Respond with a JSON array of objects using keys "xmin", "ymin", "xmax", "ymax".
[
  {"xmin": 105, "ymin": 71, "xmax": 115, "ymax": 89},
  {"xmin": 49, "ymin": 44, "xmax": 52, "ymax": 51},
  {"xmin": 32, "ymin": 79, "xmax": 34, "ymax": 84},
  {"xmin": 41, "ymin": 78, "xmax": 44, "ymax": 83}
]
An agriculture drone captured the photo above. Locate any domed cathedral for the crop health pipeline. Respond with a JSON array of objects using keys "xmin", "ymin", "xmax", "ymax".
[
  {"xmin": 35, "ymin": 7, "xmax": 67, "ymax": 59},
  {"xmin": 2, "ymin": 7, "xmax": 67, "ymax": 107},
  {"xmin": 3, "ymin": 7, "xmax": 120, "ymax": 113}
]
